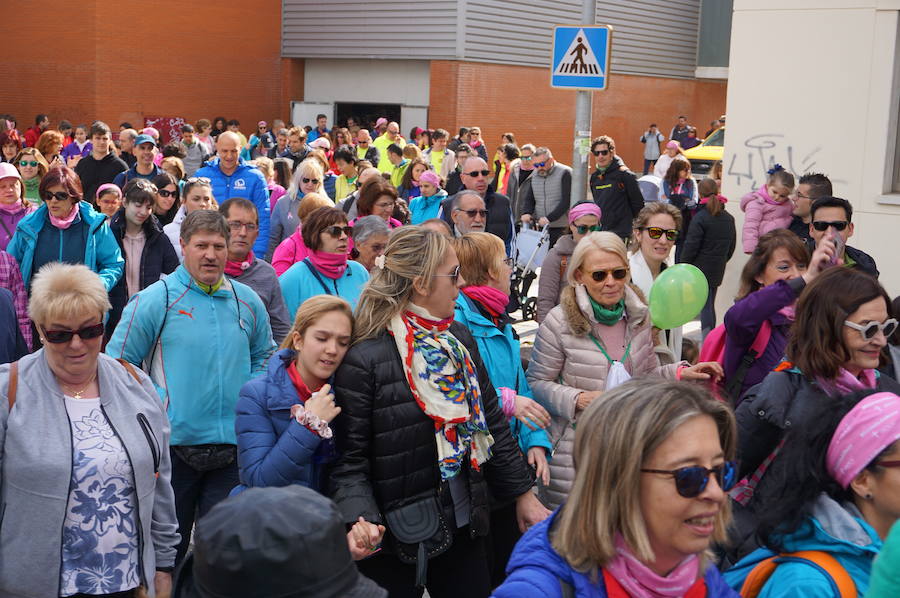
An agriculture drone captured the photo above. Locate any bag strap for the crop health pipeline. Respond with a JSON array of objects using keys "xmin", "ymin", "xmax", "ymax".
[
  {"xmin": 559, "ymin": 579, "xmax": 575, "ymax": 598},
  {"xmin": 559, "ymin": 255, "xmax": 568, "ymax": 284},
  {"xmin": 730, "ymin": 437, "xmax": 786, "ymax": 507},
  {"xmin": 724, "ymin": 320, "xmax": 773, "ymax": 401},
  {"xmin": 7, "ymin": 361, "xmax": 18, "ymax": 411},
  {"xmin": 739, "ymin": 550, "xmax": 856, "ymax": 598},
  {"xmin": 116, "ymin": 358, "xmax": 142, "ymax": 384},
  {"xmin": 302, "ymin": 258, "xmax": 334, "ymax": 296}
]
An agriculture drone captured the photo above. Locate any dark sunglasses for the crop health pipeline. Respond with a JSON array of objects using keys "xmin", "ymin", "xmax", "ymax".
[
  {"xmin": 302, "ymin": 178, "xmax": 320, "ymax": 185},
  {"xmin": 157, "ymin": 189, "xmax": 177, "ymax": 198},
  {"xmin": 844, "ymin": 318, "xmax": 898, "ymax": 341},
  {"xmin": 325, "ymin": 225, "xmax": 352, "ymax": 238},
  {"xmin": 464, "ymin": 170, "xmax": 490, "ymax": 177},
  {"xmin": 433, "ymin": 264, "xmax": 460, "ymax": 284},
  {"xmin": 812, "ymin": 220, "xmax": 849, "ymax": 232},
  {"xmin": 42, "ymin": 191, "xmax": 72, "ymax": 202},
  {"xmin": 642, "ymin": 461, "xmax": 738, "ymax": 498},
  {"xmin": 455, "ymin": 208, "xmax": 488, "ymax": 218},
  {"xmin": 532, "ymin": 161, "xmax": 547, "ymax": 168},
  {"xmin": 641, "ymin": 226, "xmax": 678, "ymax": 241},
  {"xmin": 575, "ymin": 224, "xmax": 601, "ymax": 235},
  {"xmin": 42, "ymin": 322, "xmax": 105, "ymax": 344},
  {"xmin": 592, "ymin": 149, "xmax": 611, "ymax": 156},
  {"xmin": 19, "ymin": 160, "xmax": 39, "ymax": 167},
  {"xmin": 590, "ymin": 268, "xmax": 628, "ymax": 282}
]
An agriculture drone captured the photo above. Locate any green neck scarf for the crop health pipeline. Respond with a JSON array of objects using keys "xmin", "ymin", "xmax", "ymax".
[
  {"xmin": 195, "ymin": 276, "xmax": 224, "ymax": 295},
  {"xmin": 589, "ymin": 296, "xmax": 625, "ymax": 326}
]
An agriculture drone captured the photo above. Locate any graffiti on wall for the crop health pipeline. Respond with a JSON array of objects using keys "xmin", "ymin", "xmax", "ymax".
[{"xmin": 727, "ymin": 133, "xmax": 823, "ymax": 190}]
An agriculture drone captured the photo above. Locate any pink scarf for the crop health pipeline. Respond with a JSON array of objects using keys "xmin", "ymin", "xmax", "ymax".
[
  {"xmin": 777, "ymin": 304, "xmax": 796, "ymax": 321},
  {"xmin": 462, "ymin": 286, "xmax": 509, "ymax": 317},
  {"xmin": 605, "ymin": 534, "xmax": 700, "ymax": 598},
  {"xmin": 308, "ymin": 249, "xmax": 348, "ymax": 280},
  {"xmin": 0, "ymin": 201, "xmax": 23, "ymax": 213},
  {"xmin": 224, "ymin": 250, "xmax": 254, "ymax": 277},
  {"xmin": 757, "ymin": 185, "xmax": 783, "ymax": 206},
  {"xmin": 49, "ymin": 204, "xmax": 79, "ymax": 229},
  {"xmin": 817, "ymin": 367, "xmax": 877, "ymax": 398}
]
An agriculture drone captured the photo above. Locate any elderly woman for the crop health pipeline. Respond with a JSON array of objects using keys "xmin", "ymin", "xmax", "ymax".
[
  {"xmin": 15, "ymin": 146, "xmax": 49, "ymax": 204},
  {"xmin": 330, "ymin": 226, "xmax": 547, "ymax": 596},
  {"xmin": 354, "ymin": 177, "xmax": 402, "ymax": 228},
  {"xmin": 271, "ymin": 191, "xmax": 333, "ymax": 276},
  {"xmin": 278, "ymin": 207, "xmax": 369, "ymax": 320},
  {"xmin": 36, "ymin": 129, "xmax": 65, "ymax": 168},
  {"xmin": 0, "ymin": 163, "xmax": 33, "ymax": 251},
  {"xmin": 453, "ymin": 231, "xmax": 553, "ymax": 585},
  {"xmin": 7, "ymin": 165, "xmax": 123, "ymax": 292},
  {"xmin": 527, "ymin": 232, "xmax": 722, "ymax": 509},
  {"xmin": 0, "ymin": 263, "xmax": 179, "ymax": 596},
  {"xmin": 267, "ymin": 158, "xmax": 327, "ymax": 258},
  {"xmin": 536, "ymin": 202, "xmax": 601, "ymax": 323},
  {"xmin": 495, "ymin": 380, "xmax": 739, "ymax": 597},
  {"xmin": 350, "ymin": 215, "xmax": 390, "ymax": 272}
]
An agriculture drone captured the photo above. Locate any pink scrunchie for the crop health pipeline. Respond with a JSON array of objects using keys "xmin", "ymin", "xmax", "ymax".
[{"xmin": 826, "ymin": 392, "xmax": 900, "ymax": 488}]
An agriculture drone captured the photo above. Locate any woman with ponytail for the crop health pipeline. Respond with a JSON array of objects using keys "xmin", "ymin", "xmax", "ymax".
[{"xmin": 330, "ymin": 226, "xmax": 548, "ymax": 597}]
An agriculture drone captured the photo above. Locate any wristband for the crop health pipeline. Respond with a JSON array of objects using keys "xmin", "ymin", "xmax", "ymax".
[
  {"xmin": 676, "ymin": 365, "xmax": 686, "ymax": 381},
  {"xmin": 291, "ymin": 404, "xmax": 334, "ymax": 439},
  {"xmin": 499, "ymin": 387, "xmax": 517, "ymax": 418}
]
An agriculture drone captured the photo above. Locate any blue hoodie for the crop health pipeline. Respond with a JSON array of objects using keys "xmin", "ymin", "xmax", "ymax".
[
  {"xmin": 724, "ymin": 494, "xmax": 883, "ymax": 597},
  {"xmin": 7, "ymin": 200, "xmax": 124, "ymax": 291},
  {"xmin": 408, "ymin": 189, "xmax": 448, "ymax": 225},
  {"xmin": 493, "ymin": 510, "xmax": 739, "ymax": 598},
  {"xmin": 454, "ymin": 294, "xmax": 551, "ymax": 456},
  {"xmin": 193, "ymin": 157, "xmax": 271, "ymax": 255}
]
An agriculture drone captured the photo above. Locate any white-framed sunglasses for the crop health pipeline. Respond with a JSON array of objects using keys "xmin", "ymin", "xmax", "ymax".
[{"xmin": 844, "ymin": 318, "xmax": 898, "ymax": 341}]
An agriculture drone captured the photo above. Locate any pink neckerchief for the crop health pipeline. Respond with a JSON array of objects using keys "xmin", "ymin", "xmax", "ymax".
[
  {"xmin": 461, "ymin": 285, "xmax": 509, "ymax": 317},
  {"xmin": 604, "ymin": 534, "xmax": 700, "ymax": 598},
  {"xmin": 49, "ymin": 204, "xmax": 79, "ymax": 229},
  {"xmin": 224, "ymin": 250, "xmax": 254, "ymax": 277},
  {"xmin": 817, "ymin": 367, "xmax": 878, "ymax": 398},
  {"xmin": 0, "ymin": 201, "xmax": 24, "ymax": 213},
  {"xmin": 307, "ymin": 249, "xmax": 348, "ymax": 280}
]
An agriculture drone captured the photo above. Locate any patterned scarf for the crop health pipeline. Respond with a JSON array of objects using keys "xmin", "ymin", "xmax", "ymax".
[{"xmin": 388, "ymin": 302, "xmax": 494, "ymax": 480}]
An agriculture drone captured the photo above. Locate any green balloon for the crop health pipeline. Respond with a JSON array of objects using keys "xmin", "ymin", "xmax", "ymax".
[{"xmin": 648, "ymin": 264, "xmax": 709, "ymax": 329}]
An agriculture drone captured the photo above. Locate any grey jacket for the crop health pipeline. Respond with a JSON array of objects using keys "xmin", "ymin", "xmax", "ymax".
[
  {"xmin": 0, "ymin": 351, "xmax": 179, "ymax": 597},
  {"xmin": 521, "ymin": 162, "xmax": 573, "ymax": 229},
  {"xmin": 506, "ymin": 164, "xmax": 533, "ymax": 220},
  {"xmin": 229, "ymin": 257, "xmax": 291, "ymax": 344}
]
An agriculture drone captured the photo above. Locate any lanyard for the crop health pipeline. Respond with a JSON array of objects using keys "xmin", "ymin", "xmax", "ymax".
[
  {"xmin": 303, "ymin": 258, "xmax": 335, "ymax": 296},
  {"xmin": 588, "ymin": 333, "xmax": 631, "ymax": 365}
]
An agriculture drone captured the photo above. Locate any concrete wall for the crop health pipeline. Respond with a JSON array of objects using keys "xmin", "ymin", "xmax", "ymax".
[{"xmin": 718, "ymin": 0, "xmax": 900, "ymax": 317}]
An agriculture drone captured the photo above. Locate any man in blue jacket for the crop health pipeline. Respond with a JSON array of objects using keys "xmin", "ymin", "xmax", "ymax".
[
  {"xmin": 193, "ymin": 131, "xmax": 270, "ymax": 256},
  {"xmin": 107, "ymin": 209, "xmax": 275, "ymax": 564}
]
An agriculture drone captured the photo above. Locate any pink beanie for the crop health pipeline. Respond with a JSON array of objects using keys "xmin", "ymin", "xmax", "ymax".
[{"xmin": 419, "ymin": 170, "xmax": 441, "ymax": 188}]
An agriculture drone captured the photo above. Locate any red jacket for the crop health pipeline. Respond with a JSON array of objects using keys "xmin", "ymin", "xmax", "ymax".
[{"xmin": 23, "ymin": 126, "xmax": 42, "ymax": 148}]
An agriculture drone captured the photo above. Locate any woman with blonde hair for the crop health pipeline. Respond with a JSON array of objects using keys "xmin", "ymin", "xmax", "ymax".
[
  {"xmin": 267, "ymin": 158, "xmax": 327, "ymax": 259},
  {"xmin": 235, "ymin": 295, "xmax": 385, "ymax": 560},
  {"xmin": 330, "ymin": 226, "xmax": 548, "ymax": 596},
  {"xmin": 14, "ymin": 147, "xmax": 49, "ymax": 204},
  {"xmin": 270, "ymin": 191, "xmax": 334, "ymax": 276},
  {"xmin": 495, "ymin": 380, "xmax": 739, "ymax": 597},
  {"xmin": 527, "ymin": 232, "xmax": 723, "ymax": 509}
]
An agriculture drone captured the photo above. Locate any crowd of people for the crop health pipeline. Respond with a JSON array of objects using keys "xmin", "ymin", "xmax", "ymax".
[{"xmin": 0, "ymin": 110, "xmax": 899, "ymax": 598}]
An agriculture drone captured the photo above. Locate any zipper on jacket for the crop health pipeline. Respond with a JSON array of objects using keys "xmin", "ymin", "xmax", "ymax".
[
  {"xmin": 100, "ymin": 404, "xmax": 148, "ymax": 589},
  {"xmin": 137, "ymin": 412, "xmax": 160, "ymax": 475},
  {"xmin": 58, "ymin": 406, "xmax": 76, "ymax": 597}
]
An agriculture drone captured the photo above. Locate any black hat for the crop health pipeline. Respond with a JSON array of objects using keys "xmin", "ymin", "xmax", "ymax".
[{"xmin": 173, "ymin": 485, "xmax": 387, "ymax": 598}]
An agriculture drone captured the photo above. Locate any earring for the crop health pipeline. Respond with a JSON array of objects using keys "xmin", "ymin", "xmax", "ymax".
[{"xmin": 866, "ymin": 493, "xmax": 873, "ymax": 500}]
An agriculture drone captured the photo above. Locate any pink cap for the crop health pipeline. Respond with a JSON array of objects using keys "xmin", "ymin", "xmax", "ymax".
[
  {"xmin": 568, "ymin": 202, "xmax": 602, "ymax": 224},
  {"xmin": 310, "ymin": 137, "xmax": 331, "ymax": 150},
  {"xmin": 0, "ymin": 162, "xmax": 22, "ymax": 182},
  {"xmin": 826, "ymin": 392, "xmax": 900, "ymax": 488},
  {"xmin": 142, "ymin": 127, "xmax": 160, "ymax": 140},
  {"xmin": 419, "ymin": 170, "xmax": 441, "ymax": 188},
  {"xmin": 375, "ymin": 118, "xmax": 388, "ymax": 128},
  {"xmin": 666, "ymin": 140, "xmax": 679, "ymax": 149}
]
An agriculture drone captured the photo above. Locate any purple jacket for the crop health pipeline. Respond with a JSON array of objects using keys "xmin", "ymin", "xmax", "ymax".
[
  {"xmin": 61, "ymin": 141, "xmax": 93, "ymax": 162},
  {"xmin": 723, "ymin": 277, "xmax": 806, "ymax": 397},
  {"xmin": 0, "ymin": 204, "xmax": 33, "ymax": 251}
]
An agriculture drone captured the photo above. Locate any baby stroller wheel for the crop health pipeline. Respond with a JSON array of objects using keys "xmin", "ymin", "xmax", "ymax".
[{"xmin": 521, "ymin": 297, "xmax": 537, "ymax": 322}]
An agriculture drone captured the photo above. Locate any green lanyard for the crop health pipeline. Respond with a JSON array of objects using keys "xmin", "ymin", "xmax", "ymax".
[{"xmin": 588, "ymin": 333, "xmax": 631, "ymax": 365}]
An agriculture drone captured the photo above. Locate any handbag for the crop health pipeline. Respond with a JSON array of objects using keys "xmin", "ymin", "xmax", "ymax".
[
  {"xmin": 385, "ymin": 496, "xmax": 452, "ymax": 588},
  {"xmin": 172, "ymin": 444, "xmax": 236, "ymax": 472}
]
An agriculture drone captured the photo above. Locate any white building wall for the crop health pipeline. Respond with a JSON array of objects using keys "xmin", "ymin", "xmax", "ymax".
[{"xmin": 719, "ymin": 0, "xmax": 900, "ymax": 311}]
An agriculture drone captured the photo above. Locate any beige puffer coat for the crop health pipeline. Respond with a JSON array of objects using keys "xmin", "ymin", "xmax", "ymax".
[{"xmin": 527, "ymin": 283, "xmax": 683, "ymax": 509}]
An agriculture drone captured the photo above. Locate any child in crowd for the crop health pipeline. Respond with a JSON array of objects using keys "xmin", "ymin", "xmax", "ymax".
[
  {"xmin": 740, "ymin": 164, "xmax": 794, "ymax": 253},
  {"xmin": 95, "ymin": 183, "xmax": 122, "ymax": 220}
]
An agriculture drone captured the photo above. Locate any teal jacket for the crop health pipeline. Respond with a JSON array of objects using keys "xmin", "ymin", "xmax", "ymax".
[
  {"xmin": 408, "ymin": 189, "xmax": 448, "ymax": 225},
  {"xmin": 7, "ymin": 200, "xmax": 124, "ymax": 291},
  {"xmin": 867, "ymin": 519, "xmax": 900, "ymax": 598},
  {"xmin": 454, "ymin": 294, "xmax": 552, "ymax": 455},
  {"xmin": 724, "ymin": 494, "xmax": 882, "ymax": 597},
  {"xmin": 106, "ymin": 265, "xmax": 276, "ymax": 446},
  {"xmin": 279, "ymin": 258, "xmax": 369, "ymax": 321}
]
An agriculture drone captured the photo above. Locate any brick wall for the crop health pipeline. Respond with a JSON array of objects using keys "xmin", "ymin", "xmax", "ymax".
[{"xmin": 429, "ymin": 60, "xmax": 727, "ymax": 176}]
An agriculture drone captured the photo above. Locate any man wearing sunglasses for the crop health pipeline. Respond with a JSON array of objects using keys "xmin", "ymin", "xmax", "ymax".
[
  {"xmin": 588, "ymin": 135, "xmax": 644, "ymax": 241},
  {"xmin": 441, "ymin": 156, "xmax": 514, "ymax": 254},
  {"xmin": 194, "ymin": 131, "xmax": 271, "ymax": 256},
  {"xmin": 520, "ymin": 147, "xmax": 572, "ymax": 247},
  {"xmin": 507, "ymin": 143, "xmax": 535, "ymax": 221},
  {"xmin": 808, "ymin": 196, "xmax": 878, "ymax": 278},
  {"xmin": 107, "ymin": 209, "xmax": 275, "ymax": 565}
]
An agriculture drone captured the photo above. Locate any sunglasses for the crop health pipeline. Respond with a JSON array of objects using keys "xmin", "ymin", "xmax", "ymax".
[
  {"xmin": 433, "ymin": 264, "xmax": 460, "ymax": 284},
  {"xmin": 42, "ymin": 191, "xmax": 72, "ymax": 202},
  {"xmin": 642, "ymin": 461, "xmax": 738, "ymax": 498},
  {"xmin": 592, "ymin": 149, "xmax": 611, "ymax": 156},
  {"xmin": 812, "ymin": 220, "xmax": 849, "ymax": 232},
  {"xmin": 302, "ymin": 178, "xmax": 320, "ymax": 185},
  {"xmin": 325, "ymin": 225, "xmax": 353, "ymax": 238},
  {"xmin": 157, "ymin": 189, "xmax": 177, "ymax": 198},
  {"xmin": 42, "ymin": 322, "xmax": 105, "ymax": 344},
  {"xmin": 590, "ymin": 268, "xmax": 628, "ymax": 282},
  {"xmin": 19, "ymin": 160, "xmax": 39, "ymax": 167},
  {"xmin": 640, "ymin": 226, "xmax": 678, "ymax": 241},
  {"xmin": 532, "ymin": 162, "xmax": 547, "ymax": 168},
  {"xmin": 464, "ymin": 170, "xmax": 490, "ymax": 177},
  {"xmin": 186, "ymin": 176, "xmax": 211, "ymax": 184},
  {"xmin": 455, "ymin": 208, "xmax": 488, "ymax": 219},
  {"xmin": 520, "ymin": 155, "xmax": 534, "ymax": 161},
  {"xmin": 844, "ymin": 318, "xmax": 898, "ymax": 341},
  {"xmin": 575, "ymin": 224, "xmax": 601, "ymax": 235}
]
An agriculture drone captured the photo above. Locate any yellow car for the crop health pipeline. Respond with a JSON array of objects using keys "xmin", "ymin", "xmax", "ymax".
[{"xmin": 684, "ymin": 127, "xmax": 725, "ymax": 179}]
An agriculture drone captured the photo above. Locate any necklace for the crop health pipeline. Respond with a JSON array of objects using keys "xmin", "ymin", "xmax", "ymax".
[{"xmin": 60, "ymin": 371, "xmax": 98, "ymax": 399}]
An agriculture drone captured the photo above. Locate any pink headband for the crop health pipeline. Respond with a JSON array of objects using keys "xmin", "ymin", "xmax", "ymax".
[
  {"xmin": 419, "ymin": 170, "xmax": 441, "ymax": 188},
  {"xmin": 568, "ymin": 202, "xmax": 602, "ymax": 224},
  {"xmin": 826, "ymin": 392, "xmax": 900, "ymax": 488},
  {"xmin": 96, "ymin": 183, "xmax": 122, "ymax": 199}
]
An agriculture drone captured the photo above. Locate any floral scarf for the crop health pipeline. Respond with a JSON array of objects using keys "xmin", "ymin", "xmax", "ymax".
[{"xmin": 388, "ymin": 302, "xmax": 494, "ymax": 480}]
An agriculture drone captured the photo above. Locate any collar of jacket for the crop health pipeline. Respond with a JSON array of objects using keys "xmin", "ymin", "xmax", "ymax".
[
  {"xmin": 109, "ymin": 207, "xmax": 163, "ymax": 241},
  {"xmin": 561, "ymin": 283, "xmax": 648, "ymax": 337},
  {"xmin": 172, "ymin": 264, "xmax": 235, "ymax": 298},
  {"xmin": 16, "ymin": 200, "xmax": 106, "ymax": 239}
]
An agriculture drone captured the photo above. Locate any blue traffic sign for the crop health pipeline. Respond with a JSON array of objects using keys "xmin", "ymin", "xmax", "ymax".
[{"xmin": 551, "ymin": 25, "xmax": 612, "ymax": 90}]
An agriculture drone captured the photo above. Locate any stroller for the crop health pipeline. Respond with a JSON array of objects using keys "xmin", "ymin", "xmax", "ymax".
[
  {"xmin": 637, "ymin": 174, "xmax": 662, "ymax": 203},
  {"xmin": 509, "ymin": 223, "xmax": 550, "ymax": 321}
]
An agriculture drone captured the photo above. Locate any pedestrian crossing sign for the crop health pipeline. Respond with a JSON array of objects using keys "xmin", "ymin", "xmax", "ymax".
[{"xmin": 551, "ymin": 25, "xmax": 612, "ymax": 90}]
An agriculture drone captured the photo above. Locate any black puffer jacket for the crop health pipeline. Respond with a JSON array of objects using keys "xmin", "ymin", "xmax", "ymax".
[
  {"xmin": 589, "ymin": 157, "xmax": 644, "ymax": 239},
  {"xmin": 679, "ymin": 202, "xmax": 736, "ymax": 288},
  {"xmin": 329, "ymin": 323, "xmax": 534, "ymax": 536}
]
